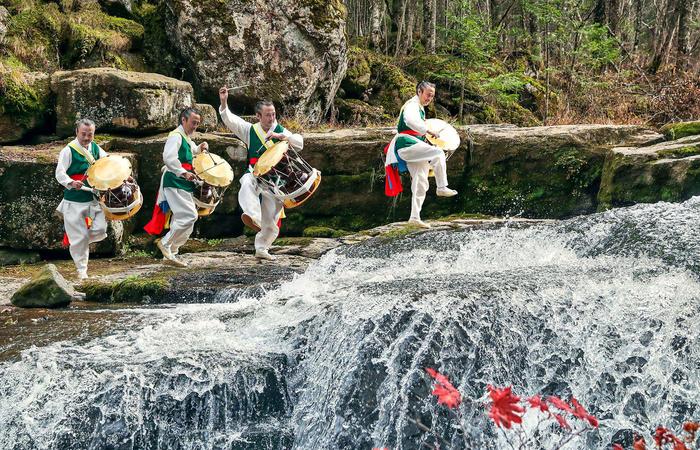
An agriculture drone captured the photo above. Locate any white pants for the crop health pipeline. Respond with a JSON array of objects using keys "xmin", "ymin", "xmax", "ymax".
[
  {"xmin": 58, "ymin": 200, "xmax": 107, "ymax": 274},
  {"xmin": 161, "ymin": 187, "xmax": 198, "ymax": 255},
  {"xmin": 238, "ymin": 173, "xmax": 283, "ymax": 252},
  {"xmin": 398, "ymin": 141, "xmax": 448, "ymax": 220}
]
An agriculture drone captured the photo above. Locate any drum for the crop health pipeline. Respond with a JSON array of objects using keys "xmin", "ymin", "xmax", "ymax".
[
  {"xmin": 253, "ymin": 141, "xmax": 321, "ymax": 209},
  {"xmin": 424, "ymin": 118, "xmax": 461, "ymax": 177},
  {"xmin": 86, "ymin": 155, "xmax": 143, "ymax": 220},
  {"xmin": 192, "ymin": 152, "xmax": 234, "ymax": 216}
]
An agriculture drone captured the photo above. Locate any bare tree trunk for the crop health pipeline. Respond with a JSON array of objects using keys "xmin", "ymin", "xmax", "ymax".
[
  {"xmin": 393, "ymin": 0, "xmax": 407, "ymax": 56},
  {"xmin": 404, "ymin": 0, "xmax": 416, "ymax": 54},
  {"xmin": 370, "ymin": 0, "xmax": 385, "ymax": 49},
  {"xmin": 422, "ymin": 0, "xmax": 437, "ymax": 53},
  {"xmin": 649, "ymin": 0, "xmax": 680, "ymax": 73},
  {"xmin": 676, "ymin": 0, "xmax": 694, "ymax": 71}
]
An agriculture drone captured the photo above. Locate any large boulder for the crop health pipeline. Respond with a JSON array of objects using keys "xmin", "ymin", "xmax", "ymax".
[
  {"xmin": 598, "ymin": 135, "xmax": 700, "ymax": 209},
  {"xmin": 11, "ymin": 264, "xmax": 76, "ymax": 308},
  {"xmin": 0, "ymin": 71, "xmax": 51, "ymax": 144},
  {"xmin": 461, "ymin": 124, "xmax": 663, "ymax": 218},
  {"xmin": 163, "ymin": 0, "xmax": 347, "ymax": 122},
  {"xmin": 0, "ymin": 143, "xmax": 134, "ymax": 252},
  {"xmin": 51, "ymin": 68, "xmax": 194, "ymax": 137}
]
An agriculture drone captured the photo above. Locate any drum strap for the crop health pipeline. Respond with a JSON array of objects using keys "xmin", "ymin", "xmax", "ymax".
[{"xmin": 68, "ymin": 142, "xmax": 96, "ymax": 166}]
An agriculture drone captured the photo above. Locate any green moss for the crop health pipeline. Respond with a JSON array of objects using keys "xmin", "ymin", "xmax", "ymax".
[
  {"xmin": 77, "ymin": 274, "xmax": 169, "ymax": 303},
  {"xmin": 341, "ymin": 47, "xmax": 371, "ymax": 97},
  {"xmin": 297, "ymin": 0, "xmax": 346, "ymax": 30},
  {"xmin": 661, "ymin": 121, "xmax": 700, "ymax": 140},
  {"xmin": 657, "ymin": 145, "xmax": 700, "ymax": 158},
  {"xmin": 274, "ymin": 237, "xmax": 314, "ymax": 246},
  {"xmin": 435, "ymin": 212, "xmax": 493, "ymax": 221},
  {"xmin": 4, "ymin": 2, "xmax": 64, "ymax": 70},
  {"xmin": 379, "ymin": 224, "xmax": 423, "ymax": 241},
  {"xmin": 301, "ymin": 226, "xmax": 351, "ymax": 238},
  {"xmin": 0, "ymin": 68, "xmax": 47, "ymax": 128}
]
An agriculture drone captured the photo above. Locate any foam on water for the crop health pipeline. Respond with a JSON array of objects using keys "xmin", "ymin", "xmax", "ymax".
[{"xmin": 1, "ymin": 198, "xmax": 700, "ymax": 449}]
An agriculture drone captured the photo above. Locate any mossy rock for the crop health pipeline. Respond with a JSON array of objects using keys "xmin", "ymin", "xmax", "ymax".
[
  {"xmin": 334, "ymin": 98, "xmax": 391, "ymax": 126},
  {"xmin": 0, "ymin": 248, "xmax": 41, "ymax": 266},
  {"xmin": 340, "ymin": 46, "xmax": 371, "ymax": 98},
  {"xmin": 11, "ymin": 264, "xmax": 75, "ymax": 308},
  {"xmin": 0, "ymin": 69, "xmax": 51, "ymax": 143},
  {"xmin": 302, "ymin": 226, "xmax": 350, "ymax": 238},
  {"xmin": 661, "ymin": 121, "xmax": 700, "ymax": 140},
  {"xmin": 78, "ymin": 274, "xmax": 169, "ymax": 303}
]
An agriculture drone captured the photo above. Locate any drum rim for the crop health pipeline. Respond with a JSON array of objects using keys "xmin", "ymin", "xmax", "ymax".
[{"xmin": 258, "ymin": 168, "xmax": 320, "ymax": 200}]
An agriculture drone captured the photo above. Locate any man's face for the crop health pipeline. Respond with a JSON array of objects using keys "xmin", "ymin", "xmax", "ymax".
[
  {"xmin": 418, "ymin": 86, "xmax": 436, "ymax": 106},
  {"xmin": 76, "ymin": 124, "xmax": 95, "ymax": 147},
  {"xmin": 182, "ymin": 113, "xmax": 201, "ymax": 135},
  {"xmin": 257, "ymin": 105, "xmax": 277, "ymax": 130}
]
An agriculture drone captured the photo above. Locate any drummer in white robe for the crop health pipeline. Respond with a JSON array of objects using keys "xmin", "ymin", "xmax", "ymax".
[
  {"xmin": 385, "ymin": 81, "xmax": 458, "ymax": 228},
  {"xmin": 55, "ymin": 118, "xmax": 108, "ymax": 280},
  {"xmin": 144, "ymin": 107, "xmax": 209, "ymax": 267},
  {"xmin": 218, "ymin": 86, "xmax": 303, "ymax": 261}
]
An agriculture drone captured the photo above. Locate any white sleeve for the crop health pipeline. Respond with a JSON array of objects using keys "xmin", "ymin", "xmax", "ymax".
[
  {"xmin": 219, "ymin": 106, "xmax": 252, "ymax": 145},
  {"xmin": 403, "ymin": 103, "xmax": 428, "ymax": 135},
  {"xmin": 163, "ymin": 134, "xmax": 187, "ymax": 176},
  {"xmin": 97, "ymin": 145, "xmax": 108, "ymax": 158},
  {"xmin": 193, "ymin": 141, "xmax": 202, "ymax": 155},
  {"xmin": 282, "ymin": 128, "xmax": 304, "ymax": 151},
  {"xmin": 55, "ymin": 147, "xmax": 74, "ymax": 188}
]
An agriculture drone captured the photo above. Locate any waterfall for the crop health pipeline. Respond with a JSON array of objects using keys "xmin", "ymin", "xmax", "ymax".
[{"xmin": 2, "ymin": 197, "xmax": 699, "ymax": 449}]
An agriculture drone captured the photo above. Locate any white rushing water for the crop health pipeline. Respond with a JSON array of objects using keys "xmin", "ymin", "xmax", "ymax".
[{"xmin": 1, "ymin": 197, "xmax": 699, "ymax": 449}]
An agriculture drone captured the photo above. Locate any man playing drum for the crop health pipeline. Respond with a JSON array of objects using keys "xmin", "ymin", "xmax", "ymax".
[
  {"xmin": 55, "ymin": 118, "xmax": 108, "ymax": 280},
  {"xmin": 385, "ymin": 81, "xmax": 458, "ymax": 228},
  {"xmin": 218, "ymin": 86, "xmax": 303, "ymax": 261},
  {"xmin": 144, "ymin": 107, "xmax": 209, "ymax": 267}
]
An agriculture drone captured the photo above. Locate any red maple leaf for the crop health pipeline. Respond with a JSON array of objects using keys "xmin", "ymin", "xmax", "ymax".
[
  {"xmin": 425, "ymin": 368, "xmax": 462, "ymax": 409},
  {"xmin": 612, "ymin": 444, "xmax": 624, "ymax": 450},
  {"xmin": 632, "ymin": 435, "xmax": 646, "ymax": 450},
  {"xmin": 554, "ymin": 413, "xmax": 571, "ymax": 430},
  {"xmin": 487, "ymin": 385, "xmax": 525, "ymax": 429},
  {"xmin": 547, "ymin": 395, "xmax": 574, "ymax": 413},
  {"xmin": 527, "ymin": 395, "xmax": 549, "ymax": 413},
  {"xmin": 570, "ymin": 396, "xmax": 599, "ymax": 428}
]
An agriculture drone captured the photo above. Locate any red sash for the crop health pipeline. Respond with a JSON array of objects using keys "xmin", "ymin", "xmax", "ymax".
[
  {"xmin": 144, "ymin": 163, "xmax": 194, "ymax": 235},
  {"xmin": 384, "ymin": 130, "xmax": 421, "ymax": 197}
]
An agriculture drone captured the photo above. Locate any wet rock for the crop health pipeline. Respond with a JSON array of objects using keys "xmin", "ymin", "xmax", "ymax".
[
  {"xmin": 0, "ymin": 249, "xmax": 41, "ymax": 266},
  {"xmin": 611, "ymin": 429, "xmax": 637, "ymax": 448},
  {"xmin": 11, "ymin": 264, "xmax": 75, "ymax": 308},
  {"xmin": 622, "ymin": 392, "xmax": 647, "ymax": 423},
  {"xmin": 598, "ymin": 135, "xmax": 700, "ymax": 209},
  {"xmin": 0, "ymin": 144, "xmax": 133, "ymax": 252},
  {"xmin": 163, "ymin": 0, "xmax": 347, "ymax": 122},
  {"xmin": 51, "ymin": 68, "xmax": 194, "ymax": 137}
]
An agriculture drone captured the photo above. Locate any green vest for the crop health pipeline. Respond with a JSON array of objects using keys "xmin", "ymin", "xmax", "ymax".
[
  {"xmin": 63, "ymin": 142, "xmax": 101, "ymax": 203},
  {"xmin": 162, "ymin": 129, "xmax": 196, "ymax": 192},
  {"xmin": 395, "ymin": 102, "xmax": 426, "ymax": 151},
  {"xmin": 248, "ymin": 123, "xmax": 285, "ymax": 161}
]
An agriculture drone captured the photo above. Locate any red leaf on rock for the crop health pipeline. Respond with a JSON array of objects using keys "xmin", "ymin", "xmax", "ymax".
[{"xmin": 487, "ymin": 385, "xmax": 525, "ymax": 429}]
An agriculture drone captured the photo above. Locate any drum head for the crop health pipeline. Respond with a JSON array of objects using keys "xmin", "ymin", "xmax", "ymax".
[
  {"xmin": 87, "ymin": 155, "xmax": 132, "ymax": 190},
  {"xmin": 425, "ymin": 118, "xmax": 460, "ymax": 151},
  {"xmin": 254, "ymin": 141, "xmax": 288, "ymax": 177},
  {"xmin": 193, "ymin": 153, "xmax": 234, "ymax": 187}
]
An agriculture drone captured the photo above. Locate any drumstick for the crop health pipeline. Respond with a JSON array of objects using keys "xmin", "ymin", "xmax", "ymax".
[{"xmin": 224, "ymin": 84, "xmax": 249, "ymax": 92}]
